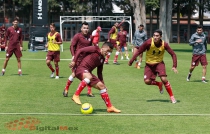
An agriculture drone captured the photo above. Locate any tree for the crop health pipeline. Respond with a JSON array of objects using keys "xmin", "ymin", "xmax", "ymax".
[{"xmin": 159, "ymin": 0, "xmax": 172, "ymax": 43}]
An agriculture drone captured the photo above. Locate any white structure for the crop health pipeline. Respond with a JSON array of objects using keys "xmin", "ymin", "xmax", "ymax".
[{"xmin": 59, "ymin": 16, "xmax": 132, "ymax": 52}]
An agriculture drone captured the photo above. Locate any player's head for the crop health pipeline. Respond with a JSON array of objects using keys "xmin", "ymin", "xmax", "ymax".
[
  {"xmin": 138, "ymin": 24, "xmax": 144, "ymax": 31},
  {"xmin": 153, "ymin": 29, "xmax": 162, "ymax": 43},
  {"xmin": 120, "ymin": 25, "xmax": 124, "ymax": 31},
  {"xmin": 81, "ymin": 22, "xmax": 89, "ymax": 35},
  {"xmin": 12, "ymin": 17, "xmax": 19, "ymax": 28},
  {"xmin": 50, "ymin": 23, "xmax": 56, "ymax": 32},
  {"xmin": 196, "ymin": 25, "xmax": 203, "ymax": 35},
  {"xmin": 97, "ymin": 26, "xmax": 102, "ymax": 32},
  {"xmin": 101, "ymin": 42, "xmax": 113, "ymax": 56},
  {"xmin": 114, "ymin": 22, "xmax": 119, "ymax": 27}
]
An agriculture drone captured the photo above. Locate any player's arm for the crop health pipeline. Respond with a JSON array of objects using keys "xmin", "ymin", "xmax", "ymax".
[
  {"xmin": 165, "ymin": 43, "xmax": 177, "ymax": 68},
  {"xmin": 117, "ymin": 20, "xmax": 125, "ymax": 28},
  {"xmin": 55, "ymin": 33, "xmax": 62, "ymax": 45},
  {"xmin": 70, "ymin": 34, "xmax": 79, "ymax": 56},
  {"xmin": 107, "ymin": 27, "xmax": 115, "ymax": 41},
  {"xmin": 19, "ymin": 29, "xmax": 23, "ymax": 47},
  {"xmin": 5, "ymin": 28, "xmax": 10, "ymax": 49},
  {"xmin": 189, "ymin": 34, "xmax": 197, "ymax": 46},
  {"xmin": 92, "ymin": 30, "xmax": 97, "ymax": 37},
  {"xmin": 97, "ymin": 64, "xmax": 104, "ymax": 84},
  {"xmin": 129, "ymin": 40, "xmax": 150, "ymax": 66}
]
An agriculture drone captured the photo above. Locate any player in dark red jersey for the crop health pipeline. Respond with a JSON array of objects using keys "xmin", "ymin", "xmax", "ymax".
[
  {"xmin": 0, "ymin": 24, "xmax": 6, "ymax": 38},
  {"xmin": 128, "ymin": 29, "xmax": 178, "ymax": 104},
  {"xmin": 1, "ymin": 17, "xmax": 23, "ymax": 76},
  {"xmin": 70, "ymin": 42, "xmax": 121, "ymax": 113},
  {"xmin": 0, "ymin": 37, "xmax": 6, "ymax": 51},
  {"xmin": 63, "ymin": 22, "xmax": 94, "ymax": 97}
]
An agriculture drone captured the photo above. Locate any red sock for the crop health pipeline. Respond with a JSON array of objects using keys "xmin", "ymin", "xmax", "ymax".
[
  {"xmin": 65, "ymin": 80, "xmax": 72, "ymax": 91},
  {"xmin": 114, "ymin": 55, "xmax": 118, "ymax": 62},
  {"xmin": 151, "ymin": 81, "xmax": 160, "ymax": 86},
  {"xmin": 55, "ymin": 65, "xmax": 59, "ymax": 76},
  {"xmin": 75, "ymin": 80, "xmax": 87, "ymax": 95},
  {"xmin": 100, "ymin": 92, "xmax": 112, "ymax": 107},
  {"xmin": 87, "ymin": 85, "xmax": 92, "ymax": 94},
  {"xmin": 47, "ymin": 64, "xmax": 55, "ymax": 72},
  {"xmin": 164, "ymin": 81, "xmax": 174, "ymax": 97},
  {"xmin": 105, "ymin": 55, "xmax": 110, "ymax": 62}
]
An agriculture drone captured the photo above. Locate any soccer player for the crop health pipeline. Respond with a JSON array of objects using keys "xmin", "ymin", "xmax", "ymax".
[
  {"xmin": 45, "ymin": 23, "xmax": 62, "ymax": 79},
  {"xmin": 187, "ymin": 25, "xmax": 208, "ymax": 83},
  {"xmin": 92, "ymin": 26, "xmax": 102, "ymax": 46},
  {"xmin": 1, "ymin": 17, "xmax": 23, "ymax": 76},
  {"xmin": 132, "ymin": 24, "xmax": 147, "ymax": 69},
  {"xmin": 117, "ymin": 25, "xmax": 129, "ymax": 60},
  {"xmin": 70, "ymin": 42, "xmax": 121, "ymax": 113},
  {"xmin": 104, "ymin": 20, "xmax": 124, "ymax": 65},
  {"xmin": 0, "ymin": 37, "xmax": 6, "ymax": 51},
  {"xmin": 63, "ymin": 22, "xmax": 94, "ymax": 97},
  {"xmin": 128, "ymin": 29, "xmax": 178, "ymax": 104},
  {"xmin": 0, "ymin": 24, "xmax": 6, "ymax": 38}
]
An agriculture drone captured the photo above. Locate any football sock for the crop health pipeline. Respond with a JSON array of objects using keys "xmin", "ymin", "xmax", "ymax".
[
  {"xmin": 47, "ymin": 64, "xmax": 55, "ymax": 72},
  {"xmin": 55, "ymin": 65, "xmax": 59, "ymax": 76},
  {"xmin": 164, "ymin": 81, "xmax": 173, "ymax": 97},
  {"xmin": 151, "ymin": 81, "xmax": 160, "ymax": 86},
  {"xmin": 87, "ymin": 85, "xmax": 92, "ymax": 94},
  {"xmin": 100, "ymin": 89, "xmax": 112, "ymax": 107},
  {"xmin": 138, "ymin": 62, "xmax": 141, "ymax": 66},
  {"xmin": 65, "ymin": 75, "xmax": 74, "ymax": 91},
  {"xmin": 202, "ymin": 76, "xmax": 205, "ymax": 80},
  {"xmin": 105, "ymin": 52, "xmax": 111, "ymax": 63},
  {"xmin": 114, "ymin": 51, "xmax": 119, "ymax": 62},
  {"xmin": 75, "ymin": 78, "xmax": 90, "ymax": 96},
  {"xmin": 2, "ymin": 69, "xmax": 5, "ymax": 72}
]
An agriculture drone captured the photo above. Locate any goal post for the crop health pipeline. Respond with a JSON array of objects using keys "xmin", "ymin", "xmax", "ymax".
[{"xmin": 59, "ymin": 16, "xmax": 133, "ymax": 52}]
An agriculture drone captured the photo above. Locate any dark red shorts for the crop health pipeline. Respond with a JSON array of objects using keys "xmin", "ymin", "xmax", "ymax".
[
  {"xmin": 75, "ymin": 67, "xmax": 100, "ymax": 86},
  {"xmin": 6, "ymin": 47, "xmax": 22, "ymax": 58},
  {"xmin": 110, "ymin": 39, "xmax": 117, "ymax": 49},
  {"xmin": 144, "ymin": 62, "xmax": 166, "ymax": 80},
  {"xmin": 119, "ymin": 42, "xmax": 127, "ymax": 49},
  {"xmin": 191, "ymin": 54, "xmax": 208, "ymax": 66},
  {"xmin": 46, "ymin": 51, "xmax": 60, "ymax": 62}
]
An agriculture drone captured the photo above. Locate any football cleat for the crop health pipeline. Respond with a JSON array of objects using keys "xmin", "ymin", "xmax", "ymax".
[
  {"xmin": 104, "ymin": 62, "xmax": 109, "ymax": 64},
  {"xmin": 55, "ymin": 76, "xmax": 59, "ymax": 79},
  {"xmin": 113, "ymin": 62, "xmax": 120, "ymax": 65},
  {"xmin": 72, "ymin": 94, "xmax": 82, "ymax": 105},
  {"xmin": 170, "ymin": 96, "xmax": 177, "ymax": 104},
  {"xmin": 137, "ymin": 66, "xmax": 140, "ymax": 69},
  {"xmin": 107, "ymin": 106, "xmax": 121, "ymax": 113},
  {"xmin": 18, "ymin": 71, "xmax": 22, "ymax": 76},
  {"xmin": 63, "ymin": 89, "xmax": 68, "ymax": 97},
  {"xmin": 121, "ymin": 56, "xmax": 124, "ymax": 60},
  {"xmin": 50, "ymin": 71, "xmax": 55, "ymax": 78},
  {"xmin": 1, "ymin": 71, "xmax": 5, "ymax": 76},
  {"xmin": 87, "ymin": 93, "xmax": 95, "ymax": 97},
  {"xmin": 186, "ymin": 74, "xmax": 191, "ymax": 81},
  {"xmin": 202, "ymin": 80, "xmax": 207, "ymax": 83}
]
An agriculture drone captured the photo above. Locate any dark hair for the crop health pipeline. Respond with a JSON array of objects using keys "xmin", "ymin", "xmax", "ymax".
[
  {"xmin": 13, "ymin": 17, "xmax": 19, "ymax": 22},
  {"xmin": 50, "ymin": 23, "xmax": 56, "ymax": 27},
  {"xmin": 120, "ymin": 25, "xmax": 124, "ymax": 29},
  {"xmin": 139, "ymin": 24, "xmax": 144, "ymax": 27},
  {"xmin": 154, "ymin": 29, "xmax": 162, "ymax": 36},
  {"xmin": 103, "ymin": 42, "xmax": 113, "ymax": 50},
  {"xmin": 81, "ymin": 21, "xmax": 89, "ymax": 27},
  {"xmin": 197, "ymin": 25, "xmax": 203, "ymax": 29}
]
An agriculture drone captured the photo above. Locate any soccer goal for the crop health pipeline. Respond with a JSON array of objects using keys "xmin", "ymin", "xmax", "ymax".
[{"xmin": 59, "ymin": 16, "xmax": 133, "ymax": 52}]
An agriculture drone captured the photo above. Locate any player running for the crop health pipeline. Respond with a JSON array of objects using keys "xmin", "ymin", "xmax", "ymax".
[
  {"xmin": 63, "ymin": 22, "xmax": 94, "ymax": 97},
  {"xmin": 45, "ymin": 23, "xmax": 62, "ymax": 79},
  {"xmin": 70, "ymin": 42, "xmax": 121, "ymax": 113},
  {"xmin": 128, "ymin": 29, "xmax": 178, "ymax": 104}
]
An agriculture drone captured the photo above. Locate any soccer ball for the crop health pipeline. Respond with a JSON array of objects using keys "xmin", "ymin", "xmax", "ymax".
[{"xmin": 81, "ymin": 103, "xmax": 93, "ymax": 114}]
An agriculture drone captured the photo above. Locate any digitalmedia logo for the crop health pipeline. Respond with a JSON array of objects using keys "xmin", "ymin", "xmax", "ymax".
[{"xmin": 5, "ymin": 117, "xmax": 79, "ymax": 131}]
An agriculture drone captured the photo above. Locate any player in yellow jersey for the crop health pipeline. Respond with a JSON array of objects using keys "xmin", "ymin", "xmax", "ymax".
[
  {"xmin": 128, "ymin": 29, "xmax": 178, "ymax": 104},
  {"xmin": 45, "ymin": 23, "xmax": 62, "ymax": 79},
  {"xmin": 104, "ymin": 20, "xmax": 124, "ymax": 65}
]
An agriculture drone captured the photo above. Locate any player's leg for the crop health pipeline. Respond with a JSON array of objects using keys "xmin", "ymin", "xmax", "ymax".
[
  {"xmin": 54, "ymin": 51, "xmax": 60, "ymax": 79},
  {"xmin": 92, "ymin": 78, "xmax": 121, "ymax": 113},
  {"xmin": 200, "ymin": 55, "xmax": 208, "ymax": 83},
  {"xmin": 187, "ymin": 55, "xmax": 198, "ymax": 81},
  {"xmin": 46, "ymin": 52, "xmax": 55, "ymax": 78},
  {"xmin": 133, "ymin": 47, "xmax": 139, "ymax": 68},
  {"xmin": 72, "ymin": 72, "xmax": 92, "ymax": 105},
  {"xmin": 17, "ymin": 57, "xmax": 22, "ymax": 76},
  {"xmin": 124, "ymin": 44, "xmax": 129, "ymax": 60},
  {"xmin": 1, "ymin": 57, "xmax": 10, "ymax": 76},
  {"xmin": 137, "ymin": 53, "xmax": 143, "ymax": 69},
  {"xmin": 14, "ymin": 48, "xmax": 23, "ymax": 76},
  {"xmin": 113, "ymin": 44, "xmax": 120, "ymax": 64},
  {"xmin": 63, "ymin": 72, "xmax": 75, "ymax": 97}
]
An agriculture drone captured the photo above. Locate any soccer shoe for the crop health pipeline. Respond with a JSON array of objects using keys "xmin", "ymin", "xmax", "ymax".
[
  {"xmin": 55, "ymin": 76, "xmax": 59, "ymax": 79},
  {"xmin": 50, "ymin": 72, "xmax": 55, "ymax": 78},
  {"xmin": 202, "ymin": 79, "xmax": 207, "ymax": 83},
  {"xmin": 121, "ymin": 56, "xmax": 124, "ymax": 60},
  {"xmin": 63, "ymin": 89, "xmax": 68, "ymax": 97},
  {"xmin": 87, "ymin": 93, "xmax": 95, "ymax": 97},
  {"xmin": 186, "ymin": 74, "xmax": 191, "ymax": 81},
  {"xmin": 104, "ymin": 62, "xmax": 109, "ymax": 64},
  {"xmin": 126, "ymin": 57, "xmax": 130, "ymax": 60},
  {"xmin": 170, "ymin": 96, "xmax": 177, "ymax": 104},
  {"xmin": 137, "ymin": 65, "xmax": 140, "ymax": 69},
  {"xmin": 158, "ymin": 82, "xmax": 164, "ymax": 94},
  {"xmin": 1, "ymin": 71, "xmax": 5, "ymax": 76},
  {"xmin": 18, "ymin": 71, "xmax": 22, "ymax": 76},
  {"xmin": 113, "ymin": 62, "xmax": 120, "ymax": 65},
  {"xmin": 107, "ymin": 106, "xmax": 121, "ymax": 113},
  {"xmin": 72, "ymin": 94, "xmax": 82, "ymax": 105}
]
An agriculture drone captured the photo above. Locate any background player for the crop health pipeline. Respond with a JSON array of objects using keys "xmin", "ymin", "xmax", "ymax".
[
  {"xmin": 45, "ymin": 23, "xmax": 62, "ymax": 79},
  {"xmin": 104, "ymin": 20, "xmax": 124, "ymax": 65},
  {"xmin": 92, "ymin": 26, "xmax": 102, "ymax": 46},
  {"xmin": 187, "ymin": 25, "xmax": 208, "ymax": 83},
  {"xmin": 1, "ymin": 17, "xmax": 23, "ymax": 76},
  {"xmin": 132, "ymin": 24, "xmax": 147, "ymax": 69},
  {"xmin": 128, "ymin": 29, "xmax": 178, "ymax": 104},
  {"xmin": 70, "ymin": 42, "xmax": 121, "ymax": 113},
  {"xmin": 63, "ymin": 22, "xmax": 94, "ymax": 97}
]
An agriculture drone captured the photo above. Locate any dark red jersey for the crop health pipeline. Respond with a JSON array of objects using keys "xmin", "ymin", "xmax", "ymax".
[
  {"xmin": 5, "ymin": 26, "xmax": 22, "ymax": 48},
  {"xmin": 70, "ymin": 32, "xmax": 92, "ymax": 56},
  {"xmin": 73, "ymin": 46, "xmax": 104, "ymax": 81},
  {"xmin": 117, "ymin": 30, "xmax": 127, "ymax": 43}
]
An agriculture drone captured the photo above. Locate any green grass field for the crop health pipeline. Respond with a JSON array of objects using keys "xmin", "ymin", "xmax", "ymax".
[{"xmin": 0, "ymin": 42, "xmax": 210, "ymax": 134}]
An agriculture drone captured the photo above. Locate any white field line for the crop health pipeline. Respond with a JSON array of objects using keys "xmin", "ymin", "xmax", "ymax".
[{"xmin": 0, "ymin": 113, "xmax": 210, "ymax": 116}]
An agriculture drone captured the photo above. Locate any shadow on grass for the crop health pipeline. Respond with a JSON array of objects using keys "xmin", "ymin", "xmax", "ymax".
[
  {"xmin": 187, "ymin": 80, "xmax": 209, "ymax": 83},
  {"xmin": 92, "ymin": 108, "xmax": 107, "ymax": 113},
  {"xmin": 10, "ymin": 74, "xmax": 29, "ymax": 76},
  {"xmin": 147, "ymin": 99, "xmax": 180, "ymax": 103}
]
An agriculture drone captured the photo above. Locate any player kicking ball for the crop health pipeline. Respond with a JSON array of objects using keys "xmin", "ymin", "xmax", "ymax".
[
  {"xmin": 70, "ymin": 42, "xmax": 121, "ymax": 113},
  {"xmin": 128, "ymin": 29, "xmax": 178, "ymax": 104}
]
